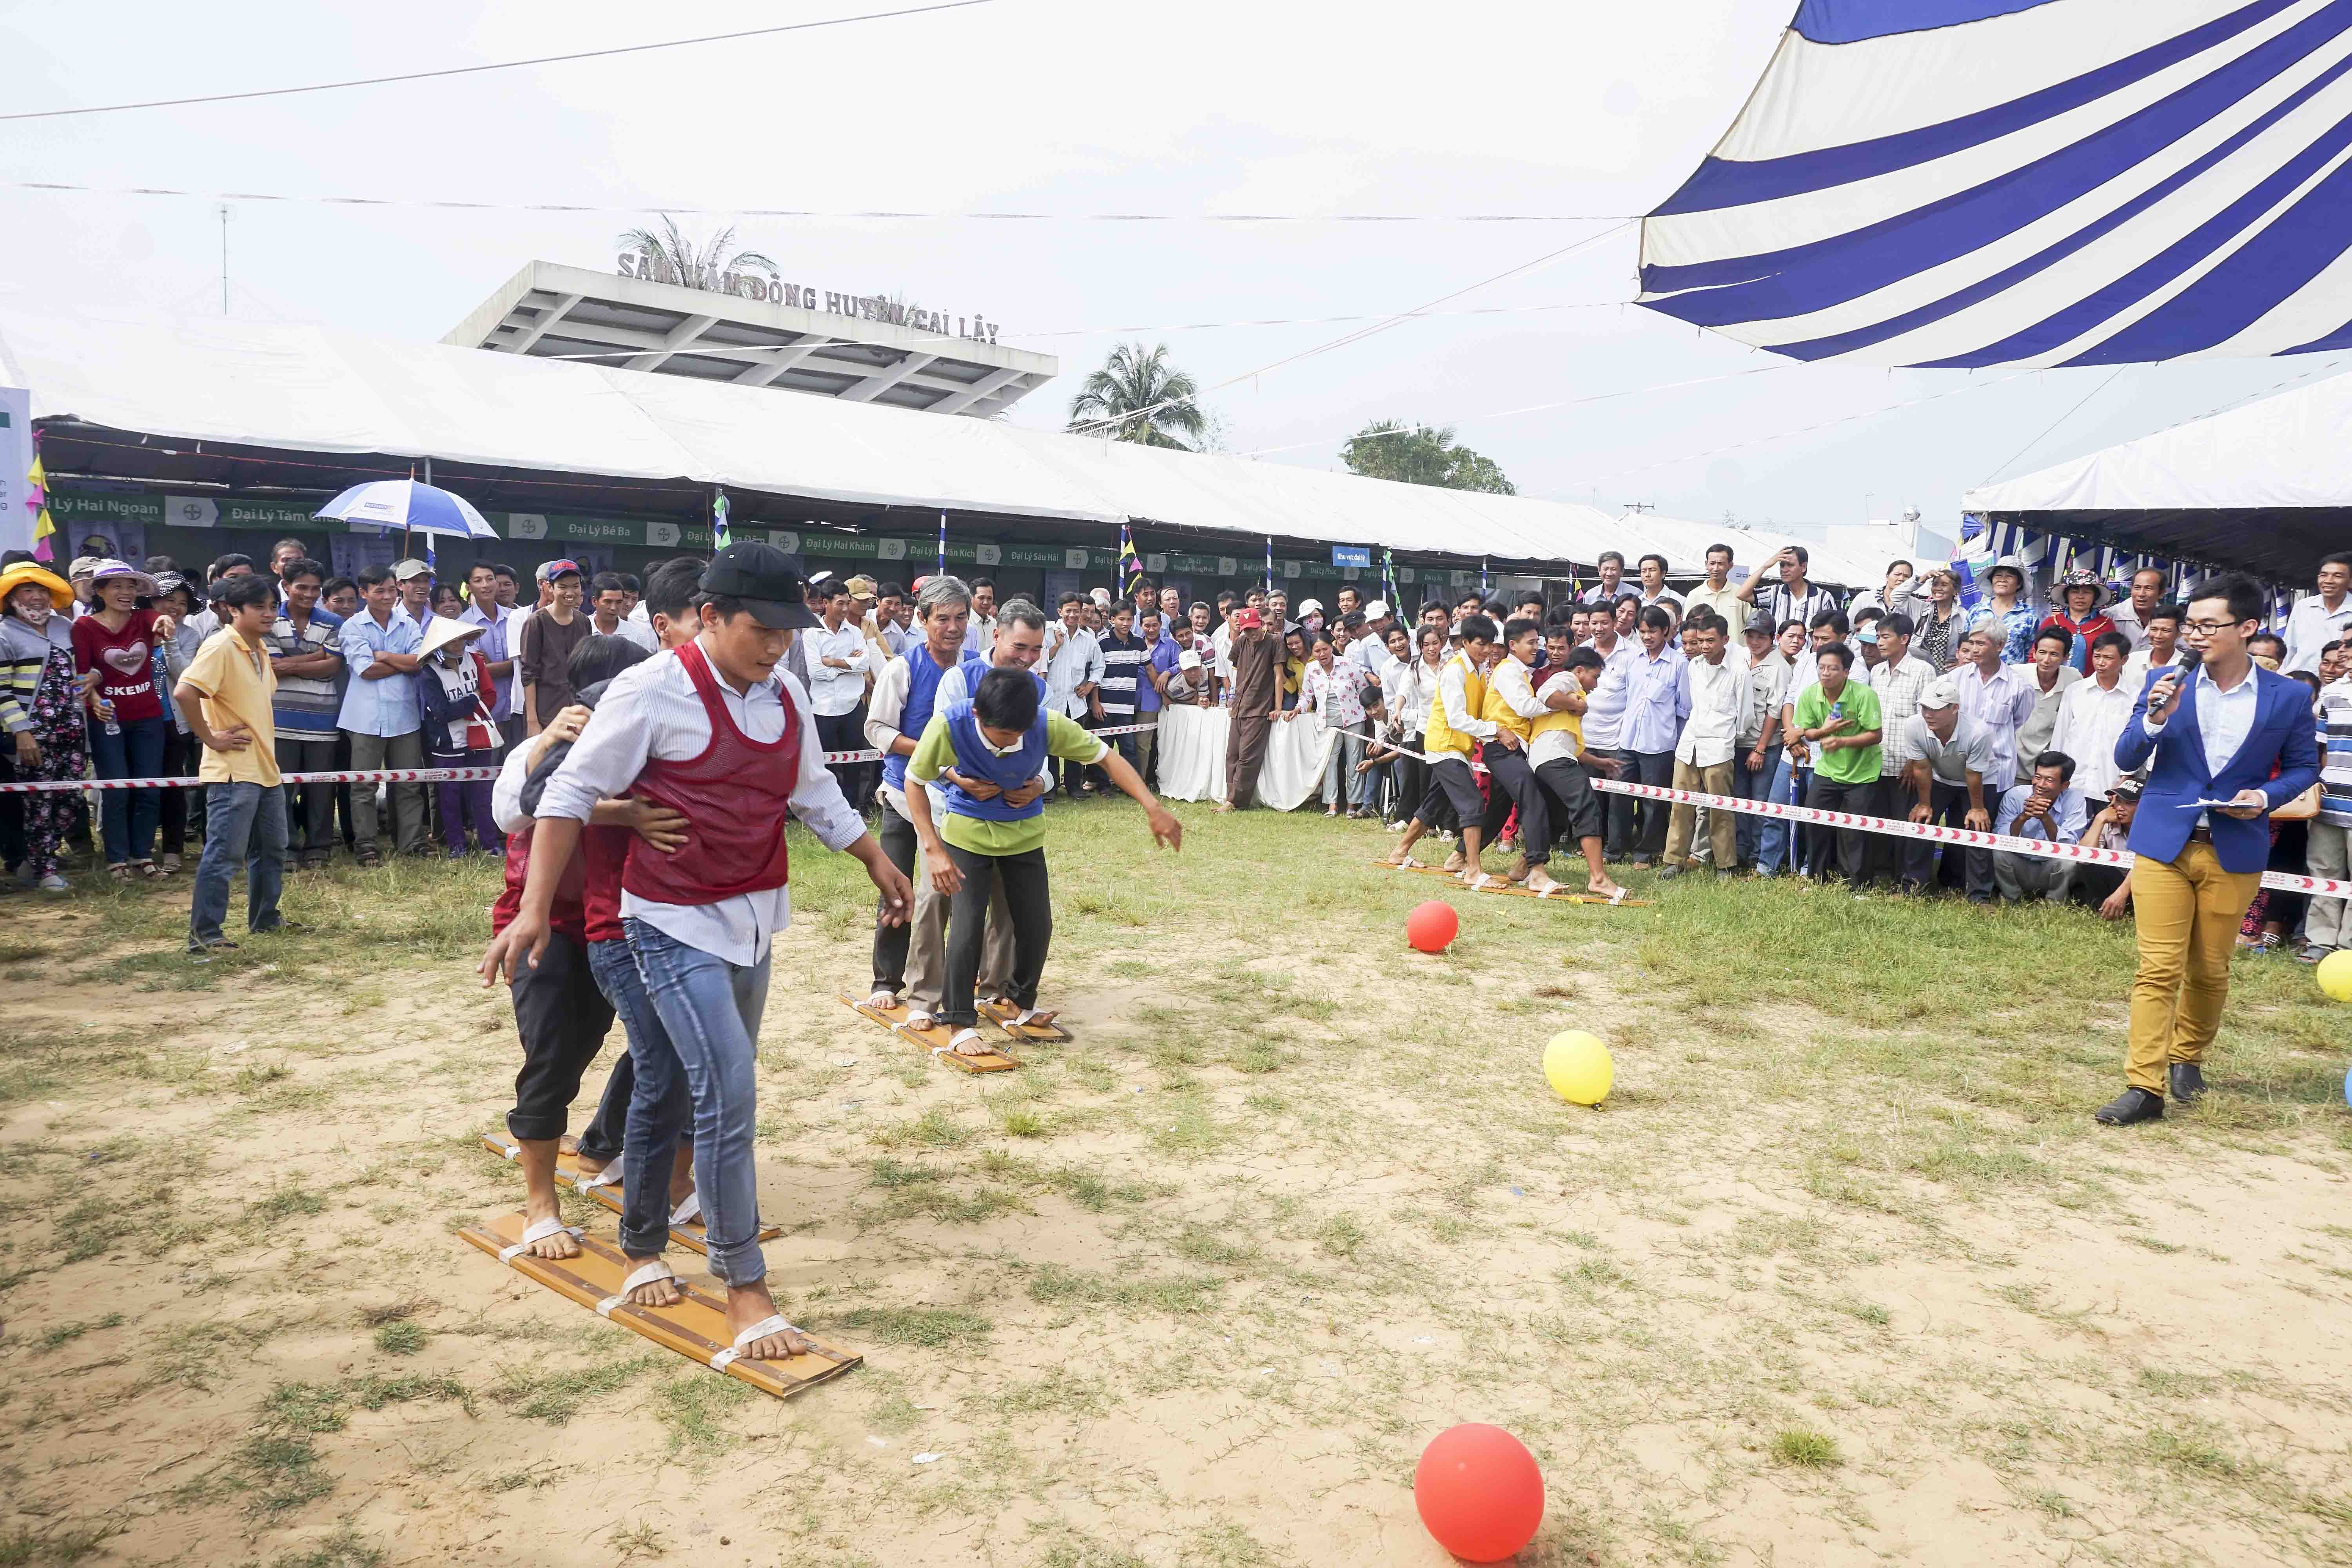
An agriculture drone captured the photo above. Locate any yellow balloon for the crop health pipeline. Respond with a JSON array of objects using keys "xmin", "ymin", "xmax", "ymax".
[
  {"xmin": 2319, "ymin": 949, "xmax": 2352, "ymax": 1004},
  {"xmin": 1542, "ymin": 1030, "xmax": 1613, "ymax": 1106}
]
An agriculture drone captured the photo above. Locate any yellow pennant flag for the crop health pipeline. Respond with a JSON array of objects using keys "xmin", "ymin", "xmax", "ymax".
[{"xmin": 25, "ymin": 454, "xmax": 44, "ymax": 489}]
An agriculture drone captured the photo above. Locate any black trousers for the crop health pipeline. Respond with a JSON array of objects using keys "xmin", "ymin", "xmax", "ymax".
[
  {"xmin": 941, "ymin": 843, "xmax": 1050, "ymax": 1028},
  {"xmin": 1416, "ymin": 755, "xmax": 1488, "ymax": 837},
  {"xmin": 1534, "ymin": 757, "xmax": 1605, "ymax": 849},
  {"xmin": 505, "ymin": 929, "xmax": 627, "ymax": 1156},
  {"xmin": 1804, "ymin": 774, "xmax": 1882, "ymax": 886},
  {"xmin": 872, "ymin": 801, "xmax": 918, "ymax": 992},
  {"xmin": 276, "ymin": 735, "xmax": 339, "ymax": 855},
  {"xmin": 1483, "ymin": 745, "xmax": 1548, "ymax": 865},
  {"xmin": 816, "ymin": 707, "xmax": 873, "ymax": 810},
  {"xmin": 1615, "ymin": 748, "xmax": 1676, "ymax": 859},
  {"xmin": 1905, "ymin": 779, "xmax": 1995, "ymax": 897}
]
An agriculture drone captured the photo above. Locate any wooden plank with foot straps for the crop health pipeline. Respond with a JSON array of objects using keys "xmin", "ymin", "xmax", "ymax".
[
  {"xmin": 476, "ymin": 1135, "xmax": 782, "ymax": 1255},
  {"xmin": 1373, "ymin": 858, "xmax": 1652, "ymax": 906},
  {"xmin": 978, "ymin": 998, "xmax": 1071, "ymax": 1045},
  {"xmin": 460, "ymin": 1210, "xmax": 859, "ymax": 1400},
  {"xmin": 835, "ymin": 991, "xmax": 1019, "ymax": 1073}
]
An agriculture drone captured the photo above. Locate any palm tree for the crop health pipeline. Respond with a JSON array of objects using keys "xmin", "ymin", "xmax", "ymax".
[
  {"xmin": 1066, "ymin": 343, "xmax": 1208, "ymax": 450},
  {"xmin": 616, "ymin": 214, "xmax": 778, "ymax": 294}
]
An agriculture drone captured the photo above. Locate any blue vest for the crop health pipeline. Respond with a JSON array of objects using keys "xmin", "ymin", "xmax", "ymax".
[
  {"xmin": 884, "ymin": 648, "xmax": 984, "ymax": 792},
  {"xmin": 941, "ymin": 700, "xmax": 1047, "ymax": 822}
]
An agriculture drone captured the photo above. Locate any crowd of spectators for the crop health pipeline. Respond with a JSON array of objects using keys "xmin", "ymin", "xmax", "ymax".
[{"xmin": 0, "ymin": 535, "xmax": 2345, "ymax": 963}]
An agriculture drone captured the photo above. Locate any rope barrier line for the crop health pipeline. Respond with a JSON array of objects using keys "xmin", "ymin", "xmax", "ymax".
[
  {"xmin": 0, "ymin": 724, "xmax": 1165, "ymax": 793},
  {"xmin": 1584, "ymin": 776, "xmax": 2350, "ymax": 902}
]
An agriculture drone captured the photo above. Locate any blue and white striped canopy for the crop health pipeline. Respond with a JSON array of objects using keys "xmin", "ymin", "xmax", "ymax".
[{"xmin": 1637, "ymin": 0, "xmax": 2352, "ymax": 367}]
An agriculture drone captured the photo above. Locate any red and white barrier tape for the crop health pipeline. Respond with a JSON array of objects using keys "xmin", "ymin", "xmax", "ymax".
[
  {"xmin": 0, "ymin": 723, "xmax": 1167, "ymax": 793},
  {"xmin": 1585, "ymin": 776, "xmax": 2350, "ymax": 902},
  {"xmin": 0, "ymin": 766, "xmax": 502, "ymax": 793}
]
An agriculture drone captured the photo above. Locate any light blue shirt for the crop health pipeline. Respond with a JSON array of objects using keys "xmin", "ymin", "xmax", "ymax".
[
  {"xmin": 336, "ymin": 604, "xmax": 423, "ymax": 737},
  {"xmin": 1995, "ymin": 780, "xmax": 2086, "ymax": 844},
  {"xmin": 1620, "ymin": 644, "xmax": 1690, "ymax": 755},
  {"xmin": 2140, "ymin": 661, "xmax": 2261, "ymax": 828},
  {"xmin": 458, "ymin": 600, "xmax": 519, "ymax": 720}
]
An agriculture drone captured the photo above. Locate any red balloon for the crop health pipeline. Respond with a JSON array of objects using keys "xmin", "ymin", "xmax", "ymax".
[
  {"xmin": 1414, "ymin": 1423, "xmax": 1543, "ymax": 1563},
  {"xmin": 1406, "ymin": 900, "xmax": 1459, "ymax": 953}
]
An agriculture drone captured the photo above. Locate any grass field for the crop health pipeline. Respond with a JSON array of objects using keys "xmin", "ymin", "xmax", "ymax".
[{"xmin": 2, "ymin": 799, "xmax": 2349, "ymax": 1567}]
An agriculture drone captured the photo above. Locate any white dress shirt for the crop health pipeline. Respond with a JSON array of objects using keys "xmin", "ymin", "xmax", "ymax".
[
  {"xmin": 2283, "ymin": 592, "xmax": 2352, "ymax": 675},
  {"xmin": 1951, "ymin": 660, "xmax": 2039, "ymax": 789},
  {"xmin": 1044, "ymin": 623, "xmax": 1103, "ymax": 718},
  {"xmin": 801, "ymin": 620, "xmax": 871, "ymax": 716},
  {"xmin": 2121, "ymin": 644, "xmax": 2182, "ymax": 689},
  {"xmin": 2049, "ymin": 672, "xmax": 2140, "ymax": 801},
  {"xmin": 1529, "ymin": 670, "xmax": 1587, "ymax": 769},
  {"xmin": 1432, "ymin": 655, "xmax": 1496, "ymax": 752},
  {"xmin": 1674, "ymin": 653, "xmax": 1745, "ymax": 767},
  {"xmin": 1579, "ymin": 640, "xmax": 1637, "ymax": 750},
  {"xmin": 536, "ymin": 640, "xmax": 867, "ymax": 966},
  {"xmin": 2139, "ymin": 661, "xmax": 2263, "ymax": 828}
]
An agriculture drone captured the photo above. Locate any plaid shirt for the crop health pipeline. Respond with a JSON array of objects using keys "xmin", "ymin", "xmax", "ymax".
[{"xmin": 1871, "ymin": 655, "xmax": 1938, "ymax": 776}]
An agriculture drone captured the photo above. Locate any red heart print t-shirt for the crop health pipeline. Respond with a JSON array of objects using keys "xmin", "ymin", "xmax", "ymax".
[{"xmin": 71, "ymin": 607, "xmax": 165, "ymax": 725}]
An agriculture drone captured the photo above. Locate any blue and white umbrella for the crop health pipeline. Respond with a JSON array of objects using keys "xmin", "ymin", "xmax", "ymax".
[{"xmin": 315, "ymin": 479, "xmax": 499, "ymax": 541}]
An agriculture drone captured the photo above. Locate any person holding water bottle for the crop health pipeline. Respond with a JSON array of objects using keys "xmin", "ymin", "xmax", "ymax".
[
  {"xmin": 1789, "ymin": 642, "xmax": 1884, "ymax": 887},
  {"xmin": 70, "ymin": 559, "xmax": 175, "ymax": 882}
]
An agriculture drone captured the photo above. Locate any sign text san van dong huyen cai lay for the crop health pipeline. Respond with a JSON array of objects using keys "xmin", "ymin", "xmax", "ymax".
[{"xmin": 614, "ymin": 255, "xmax": 999, "ymax": 344}]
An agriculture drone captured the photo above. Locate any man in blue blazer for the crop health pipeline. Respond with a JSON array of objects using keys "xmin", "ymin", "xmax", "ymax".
[{"xmin": 2096, "ymin": 574, "xmax": 2321, "ymax": 1125}]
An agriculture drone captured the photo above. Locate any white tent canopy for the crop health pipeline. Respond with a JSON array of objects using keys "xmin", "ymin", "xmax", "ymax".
[
  {"xmin": 0, "ymin": 303, "xmax": 1628, "ymax": 568},
  {"xmin": 1962, "ymin": 365, "xmax": 2352, "ymax": 582},
  {"xmin": 1966, "ymin": 368, "xmax": 2352, "ymax": 514}
]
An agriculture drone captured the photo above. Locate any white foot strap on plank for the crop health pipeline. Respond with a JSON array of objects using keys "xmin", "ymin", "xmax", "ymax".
[
  {"xmin": 669, "ymin": 1192, "xmax": 702, "ymax": 1228},
  {"xmin": 575, "ymin": 1164, "xmax": 622, "ymax": 1194},
  {"xmin": 499, "ymin": 1216, "xmax": 582, "ymax": 1262},
  {"xmin": 938, "ymin": 1030, "xmax": 987, "ymax": 1058},
  {"xmin": 711, "ymin": 1314, "xmax": 802, "ymax": 1370},
  {"xmin": 600, "ymin": 1259, "xmax": 675, "ymax": 1314}
]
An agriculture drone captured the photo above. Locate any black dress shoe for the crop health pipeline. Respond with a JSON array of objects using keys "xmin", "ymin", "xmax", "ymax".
[
  {"xmin": 2093, "ymin": 1087, "xmax": 2165, "ymax": 1125},
  {"xmin": 2168, "ymin": 1062, "xmax": 2208, "ymax": 1103}
]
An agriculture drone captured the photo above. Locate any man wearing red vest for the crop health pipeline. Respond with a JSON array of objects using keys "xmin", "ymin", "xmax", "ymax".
[{"xmin": 483, "ymin": 543, "xmax": 914, "ymax": 1365}]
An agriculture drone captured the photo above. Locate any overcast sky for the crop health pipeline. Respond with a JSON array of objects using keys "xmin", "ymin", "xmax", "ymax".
[{"xmin": 2, "ymin": 0, "xmax": 2332, "ymax": 534}]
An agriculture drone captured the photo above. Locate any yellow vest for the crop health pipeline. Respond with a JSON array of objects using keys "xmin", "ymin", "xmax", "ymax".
[
  {"xmin": 1423, "ymin": 653, "xmax": 1488, "ymax": 758},
  {"xmin": 1483, "ymin": 660, "xmax": 1584, "ymax": 749}
]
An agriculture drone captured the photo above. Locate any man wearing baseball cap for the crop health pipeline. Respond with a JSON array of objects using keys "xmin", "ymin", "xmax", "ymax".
[
  {"xmin": 483, "ymin": 540, "xmax": 914, "ymax": 1363},
  {"xmin": 1895, "ymin": 676, "xmax": 1995, "ymax": 900}
]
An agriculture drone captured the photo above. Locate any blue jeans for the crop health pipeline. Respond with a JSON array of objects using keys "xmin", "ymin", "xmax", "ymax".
[
  {"xmin": 1734, "ymin": 744, "xmax": 1781, "ymax": 867},
  {"xmin": 1753, "ymin": 753, "xmax": 1813, "ymax": 876},
  {"xmin": 90, "ymin": 715, "xmax": 167, "ymax": 865},
  {"xmin": 190, "ymin": 781, "xmax": 287, "ymax": 943},
  {"xmin": 589, "ymin": 937, "xmax": 692, "ymax": 1259},
  {"xmin": 623, "ymin": 917, "xmax": 772, "ymax": 1287}
]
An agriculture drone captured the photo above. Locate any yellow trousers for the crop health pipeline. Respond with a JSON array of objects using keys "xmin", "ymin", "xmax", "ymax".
[{"xmin": 2125, "ymin": 840, "xmax": 2262, "ymax": 1094}]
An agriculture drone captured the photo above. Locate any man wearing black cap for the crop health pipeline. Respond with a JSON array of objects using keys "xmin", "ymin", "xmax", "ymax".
[{"xmin": 482, "ymin": 541, "xmax": 914, "ymax": 1363}]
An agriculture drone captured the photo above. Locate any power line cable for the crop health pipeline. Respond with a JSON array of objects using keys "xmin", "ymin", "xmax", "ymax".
[
  {"xmin": 1066, "ymin": 219, "xmax": 1639, "ymax": 437},
  {"xmin": 1975, "ymin": 366, "xmax": 2129, "ymax": 486},
  {"xmin": 0, "ymin": 0, "xmax": 993, "ymax": 122},
  {"xmin": 2, "ymin": 180, "xmax": 1639, "ymax": 221}
]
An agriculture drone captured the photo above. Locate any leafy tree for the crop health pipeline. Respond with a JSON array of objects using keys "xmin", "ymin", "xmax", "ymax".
[
  {"xmin": 1339, "ymin": 421, "xmax": 1516, "ymax": 494},
  {"xmin": 1065, "ymin": 343, "xmax": 1208, "ymax": 450},
  {"xmin": 615, "ymin": 215, "xmax": 778, "ymax": 294}
]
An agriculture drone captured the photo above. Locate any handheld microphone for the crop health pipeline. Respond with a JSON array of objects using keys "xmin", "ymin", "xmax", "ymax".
[{"xmin": 2151, "ymin": 647, "xmax": 2201, "ymax": 716}]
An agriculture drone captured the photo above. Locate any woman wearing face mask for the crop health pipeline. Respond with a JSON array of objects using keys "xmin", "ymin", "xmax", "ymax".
[
  {"xmin": 0, "ymin": 562, "xmax": 91, "ymax": 892},
  {"xmin": 71, "ymin": 559, "xmax": 176, "ymax": 881}
]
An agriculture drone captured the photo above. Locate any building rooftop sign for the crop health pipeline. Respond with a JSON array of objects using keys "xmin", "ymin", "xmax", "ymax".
[{"xmin": 445, "ymin": 260, "xmax": 1053, "ymax": 419}]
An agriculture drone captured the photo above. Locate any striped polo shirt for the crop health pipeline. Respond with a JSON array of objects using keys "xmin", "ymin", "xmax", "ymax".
[
  {"xmin": 269, "ymin": 606, "xmax": 345, "ymax": 737},
  {"xmin": 2319, "ymin": 677, "xmax": 2351, "ymax": 828}
]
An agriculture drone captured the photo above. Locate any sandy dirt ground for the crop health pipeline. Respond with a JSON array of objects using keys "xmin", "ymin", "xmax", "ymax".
[{"xmin": 2, "ymin": 825, "xmax": 2349, "ymax": 1568}]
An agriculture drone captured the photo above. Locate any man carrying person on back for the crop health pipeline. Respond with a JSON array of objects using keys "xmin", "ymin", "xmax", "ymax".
[{"xmin": 863, "ymin": 575, "xmax": 983, "ymax": 1029}]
